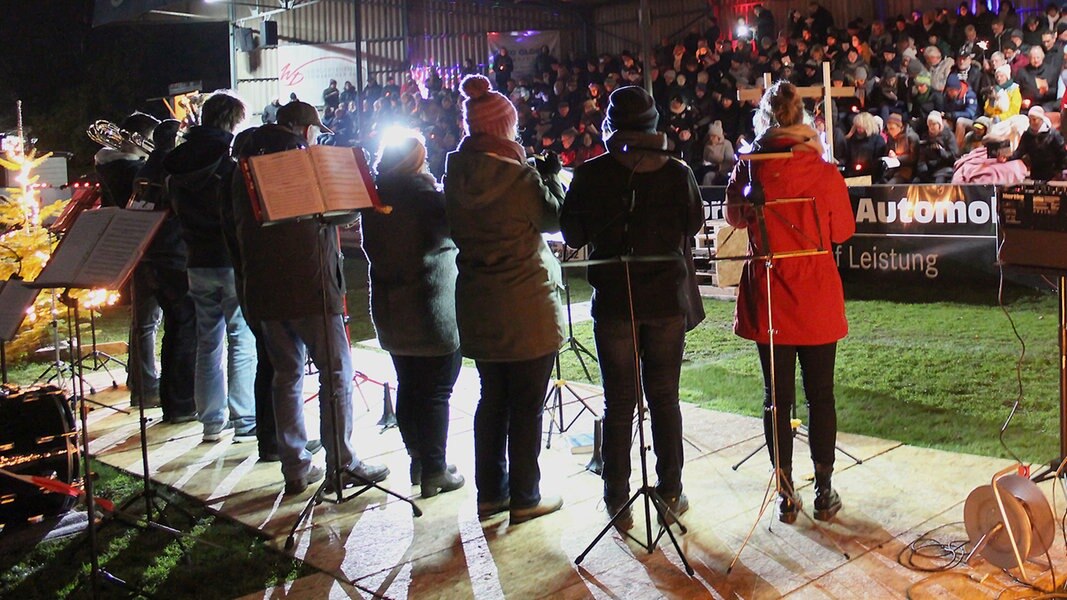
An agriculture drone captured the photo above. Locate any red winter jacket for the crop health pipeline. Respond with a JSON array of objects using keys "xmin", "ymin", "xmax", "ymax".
[{"xmin": 725, "ymin": 125, "xmax": 855, "ymax": 345}]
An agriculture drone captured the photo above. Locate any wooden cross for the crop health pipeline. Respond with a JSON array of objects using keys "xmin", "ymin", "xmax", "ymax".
[{"xmin": 737, "ymin": 62, "xmax": 858, "ymax": 163}]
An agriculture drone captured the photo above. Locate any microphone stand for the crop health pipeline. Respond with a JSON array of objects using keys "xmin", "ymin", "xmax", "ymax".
[{"xmin": 572, "ymin": 254, "xmax": 694, "ymax": 576}]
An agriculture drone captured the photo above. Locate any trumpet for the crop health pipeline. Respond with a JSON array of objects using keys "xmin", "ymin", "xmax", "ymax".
[{"xmin": 86, "ymin": 120, "xmax": 155, "ymax": 154}]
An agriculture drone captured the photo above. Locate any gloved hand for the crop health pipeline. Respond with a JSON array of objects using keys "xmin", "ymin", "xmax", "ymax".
[{"xmin": 533, "ymin": 150, "xmax": 562, "ymax": 177}]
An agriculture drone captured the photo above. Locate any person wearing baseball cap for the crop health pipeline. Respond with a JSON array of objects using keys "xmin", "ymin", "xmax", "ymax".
[
  {"xmin": 276, "ymin": 100, "xmax": 333, "ymax": 136},
  {"xmin": 230, "ymin": 92, "xmax": 388, "ymax": 495}
]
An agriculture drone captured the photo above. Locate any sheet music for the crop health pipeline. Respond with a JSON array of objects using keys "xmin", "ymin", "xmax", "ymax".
[
  {"xmin": 309, "ymin": 146, "xmax": 374, "ymax": 212},
  {"xmin": 34, "ymin": 209, "xmax": 113, "ymax": 286},
  {"xmin": 0, "ymin": 279, "xmax": 40, "ymax": 341},
  {"xmin": 248, "ymin": 150, "xmax": 326, "ymax": 221},
  {"xmin": 79, "ymin": 210, "xmax": 164, "ymax": 288}
]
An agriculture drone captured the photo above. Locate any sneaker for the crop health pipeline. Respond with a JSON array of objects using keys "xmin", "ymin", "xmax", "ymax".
[
  {"xmin": 420, "ymin": 469, "xmax": 465, "ymax": 498},
  {"xmin": 658, "ymin": 492, "xmax": 689, "ymax": 526},
  {"xmin": 284, "ymin": 465, "xmax": 325, "ymax": 495},
  {"xmin": 202, "ymin": 422, "xmax": 234, "ymax": 442},
  {"xmin": 324, "ymin": 461, "xmax": 390, "ymax": 494},
  {"xmin": 778, "ymin": 492, "xmax": 802, "ymax": 525},
  {"xmin": 233, "ymin": 426, "xmax": 257, "ymax": 443},
  {"xmin": 305, "ymin": 439, "xmax": 324, "ymax": 455},
  {"xmin": 605, "ymin": 498, "xmax": 634, "ymax": 532},
  {"xmin": 477, "ymin": 497, "xmax": 510, "ymax": 520},
  {"xmin": 510, "ymin": 495, "xmax": 563, "ymax": 525}
]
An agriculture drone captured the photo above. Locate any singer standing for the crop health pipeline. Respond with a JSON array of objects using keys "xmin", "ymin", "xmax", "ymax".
[
  {"xmin": 560, "ymin": 85, "xmax": 703, "ymax": 531},
  {"xmin": 443, "ymin": 74, "xmax": 565, "ymax": 524},
  {"xmin": 725, "ymin": 81, "xmax": 855, "ymax": 524}
]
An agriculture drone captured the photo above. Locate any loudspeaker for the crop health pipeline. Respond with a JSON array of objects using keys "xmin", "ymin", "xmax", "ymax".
[
  {"xmin": 261, "ymin": 21, "xmax": 278, "ymax": 48},
  {"xmin": 235, "ymin": 26, "xmax": 255, "ymax": 52}
]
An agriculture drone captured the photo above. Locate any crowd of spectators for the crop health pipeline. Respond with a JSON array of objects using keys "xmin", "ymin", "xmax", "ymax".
[{"xmin": 292, "ymin": 0, "xmax": 1067, "ymax": 184}]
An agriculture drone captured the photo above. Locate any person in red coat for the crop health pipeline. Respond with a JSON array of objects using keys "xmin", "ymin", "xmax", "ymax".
[{"xmin": 725, "ymin": 80, "xmax": 855, "ymax": 525}]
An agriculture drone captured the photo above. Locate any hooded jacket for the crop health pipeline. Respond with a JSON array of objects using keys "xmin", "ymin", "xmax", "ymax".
[
  {"xmin": 228, "ymin": 125, "xmax": 354, "ymax": 323},
  {"xmin": 163, "ymin": 126, "xmax": 235, "ymax": 269},
  {"xmin": 442, "ymin": 136, "xmax": 565, "ymax": 361},
  {"xmin": 725, "ymin": 124, "xmax": 855, "ymax": 345},
  {"xmin": 362, "ymin": 171, "xmax": 459, "ymax": 357},
  {"xmin": 94, "ymin": 148, "xmax": 144, "ymax": 208},
  {"xmin": 561, "ymin": 130, "xmax": 704, "ymax": 325}
]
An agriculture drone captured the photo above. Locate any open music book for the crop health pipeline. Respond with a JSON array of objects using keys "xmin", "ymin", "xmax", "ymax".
[
  {"xmin": 0, "ymin": 278, "xmax": 39, "ymax": 342},
  {"xmin": 242, "ymin": 145, "xmax": 382, "ymax": 224},
  {"xmin": 31, "ymin": 207, "xmax": 165, "ymax": 291}
]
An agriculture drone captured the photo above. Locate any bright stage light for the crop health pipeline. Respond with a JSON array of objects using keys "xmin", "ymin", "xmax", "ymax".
[{"xmin": 380, "ymin": 126, "xmax": 424, "ymax": 149}]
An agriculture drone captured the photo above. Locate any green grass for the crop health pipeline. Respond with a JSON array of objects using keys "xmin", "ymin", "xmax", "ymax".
[
  {"xmin": 556, "ymin": 279, "xmax": 1062, "ymax": 464},
  {"xmin": 0, "ymin": 462, "xmax": 314, "ymax": 599}
]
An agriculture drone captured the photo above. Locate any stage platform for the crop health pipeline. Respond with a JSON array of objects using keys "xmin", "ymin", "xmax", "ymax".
[{"xmin": 81, "ymin": 347, "xmax": 1064, "ymax": 599}]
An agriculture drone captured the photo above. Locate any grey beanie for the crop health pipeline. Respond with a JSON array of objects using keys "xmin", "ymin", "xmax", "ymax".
[{"xmin": 603, "ymin": 86, "xmax": 659, "ymax": 134}]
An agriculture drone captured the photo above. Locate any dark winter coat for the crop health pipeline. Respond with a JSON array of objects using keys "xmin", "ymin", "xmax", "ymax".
[
  {"xmin": 362, "ymin": 171, "xmax": 459, "ymax": 357},
  {"xmin": 134, "ymin": 148, "xmax": 188, "ymax": 270},
  {"xmin": 1010, "ymin": 123, "xmax": 1067, "ymax": 180},
  {"xmin": 94, "ymin": 149, "xmax": 144, "ymax": 208},
  {"xmin": 725, "ymin": 125, "xmax": 855, "ymax": 345},
  {"xmin": 560, "ymin": 130, "xmax": 704, "ymax": 327},
  {"xmin": 230, "ymin": 125, "xmax": 355, "ymax": 322},
  {"xmin": 164, "ymin": 126, "xmax": 236, "ymax": 269},
  {"xmin": 443, "ymin": 140, "xmax": 565, "ymax": 361}
]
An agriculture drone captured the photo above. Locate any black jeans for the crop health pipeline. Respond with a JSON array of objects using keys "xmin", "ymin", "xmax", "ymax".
[
  {"xmin": 473, "ymin": 354, "xmax": 556, "ymax": 509},
  {"xmin": 756, "ymin": 342, "xmax": 838, "ymax": 472},
  {"xmin": 392, "ymin": 351, "xmax": 462, "ymax": 475},
  {"xmin": 129, "ymin": 262, "xmax": 195, "ymax": 418},
  {"xmin": 249, "ymin": 322, "xmax": 277, "ymax": 457},
  {"xmin": 594, "ymin": 316, "xmax": 686, "ymax": 503}
]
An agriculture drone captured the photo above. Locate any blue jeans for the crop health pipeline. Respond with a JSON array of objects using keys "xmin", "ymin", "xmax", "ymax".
[
  {"xmin": 594, "ymin": 316, "xmax": 686, "ymax": 503},
  {"xmin": 187, "ymin": 268, "xmax": 256, "ymax": 434},
  {"xmin": 473, "ymin": 354, "xmax": 556, "ymax": 509},
  {"xmin": 261, "ymin": 315, "xmax": 356, "ymax": 481},
  {"xmin": 129, "ymin": 263, "xmax": 196, "ymax": 417}
]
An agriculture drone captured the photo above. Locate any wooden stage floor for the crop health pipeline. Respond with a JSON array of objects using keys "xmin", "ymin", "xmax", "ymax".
[{"xmin": 81, "ymin": 347, "xmax": 1064, "ymax": 599}]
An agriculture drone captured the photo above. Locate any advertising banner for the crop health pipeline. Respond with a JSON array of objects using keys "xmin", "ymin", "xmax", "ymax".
[
  {"xmin": 838, "ymin": 185, "xmax": 998, "ymax": 282},
  {"xmin": 486, "ymin": 31, "xmax": 561, "ymax": 79},
  {"xmin": 277, "ymin": 43, "xmax": 361, "ymax": 107},
  {"xmin": 699, "ymin": 185, "xmax": 999, "ymax": 283}
]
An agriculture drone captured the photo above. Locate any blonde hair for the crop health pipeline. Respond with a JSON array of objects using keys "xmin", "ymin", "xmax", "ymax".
[
  {"xmin": 753, "ymin": 80, "xmax": 807, "ymax": 139},
  {"xmin": 848, "ymin": 112, "xmax": 879, "ymax": 138}
]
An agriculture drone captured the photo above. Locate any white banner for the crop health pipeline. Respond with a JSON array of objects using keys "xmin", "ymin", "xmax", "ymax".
[
  {"xmin": 486, "ymin": 31, "xmax": 561, "ymax": 80},
  {"xmin": 277, "ymin": 43, "xmax": 363, "ymax": 107}
]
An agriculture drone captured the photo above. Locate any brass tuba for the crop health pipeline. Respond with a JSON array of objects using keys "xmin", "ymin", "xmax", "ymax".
[{"xmin": 86, "ymin": 120, "xmax": 155, "ymax": 154}]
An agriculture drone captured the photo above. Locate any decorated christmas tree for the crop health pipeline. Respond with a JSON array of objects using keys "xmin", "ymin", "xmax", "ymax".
[{"xmin": 0, "ymin": 101, "xmax": 70, "ymax": 361}]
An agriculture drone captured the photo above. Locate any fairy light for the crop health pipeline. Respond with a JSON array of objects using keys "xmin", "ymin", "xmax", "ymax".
[{"xmin": 80, "ymin": 289, "xmax": 120, "ymax": 310}]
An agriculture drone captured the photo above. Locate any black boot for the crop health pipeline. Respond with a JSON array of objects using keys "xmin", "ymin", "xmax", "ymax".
[
  {"xmin": 777, "ymin": 468, "xmax": 801, "ymax": 525},
  {"xmin": 813, "ymin": 462, "xmax": 842, "ymax": 522}
]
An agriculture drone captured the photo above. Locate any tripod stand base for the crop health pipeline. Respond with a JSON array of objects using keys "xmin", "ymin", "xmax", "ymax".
[
  {"xmin": 284, "ymin": 466, "xmax": 421, "ymax": 552},
  {"xmin": 575, "ymin": 486, "xmax": 694, "ymax": 577}
]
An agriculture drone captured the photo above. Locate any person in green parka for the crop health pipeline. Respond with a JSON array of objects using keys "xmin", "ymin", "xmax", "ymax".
[{"xmin": 443, "ymin": 74, "xmax": 566, "ymax": 525}]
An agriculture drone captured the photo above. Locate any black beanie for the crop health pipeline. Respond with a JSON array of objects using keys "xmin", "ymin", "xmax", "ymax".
[{"xmin": 603, "ymin": 86, "xmax": 659, "ymax": 135}]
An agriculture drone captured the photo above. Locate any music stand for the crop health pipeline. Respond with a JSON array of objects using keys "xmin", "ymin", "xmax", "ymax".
[
  {"xmin": 0, "ymin": 278, "xmax": 39, "ymax": 384},
  {"xmin": 29, "ymin": 206, "xmax": 177, "ymax": 598},
  {"xmin": 543, "ymin": 238, "xmax": 601, "ymax": 449},
  {"xmin": 74, "ymin": 305, "xmax": 126, "ymax": 389},
  {"xmin": 573, "ymin": 254, "xmax": 695, "ymax": 576},
  {"xmin": 236, "ymin": 147, "xmax": 420, "ymax": 550},
  {"xmin": 720, "ymin": 152, "xmax": 850, "ymax": 572}
]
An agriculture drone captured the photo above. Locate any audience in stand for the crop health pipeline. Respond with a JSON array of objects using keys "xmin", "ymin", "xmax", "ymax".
[{"xmin": 288, "ymin": 2, "xmax": 1067, "ymax": 183}]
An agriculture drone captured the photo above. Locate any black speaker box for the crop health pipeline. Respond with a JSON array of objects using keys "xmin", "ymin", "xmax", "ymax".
[{"xmin": 261, "ymin": 21, "xmax": 278, "ymax": 48}]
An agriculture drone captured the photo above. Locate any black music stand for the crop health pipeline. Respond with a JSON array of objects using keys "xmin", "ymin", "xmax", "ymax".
[
  {"xmin": 573, "ymin": 254, "xmax": 695, "ymax": 576},
  {"xmin": 720, "ymin": 152, "xmax": 850, "ymax": 572},
  {"xmin": 283, "ymin": 219, "xmax": 422, "ymax": 551},
  {"xmin": 30, "ymin": 206, "xmax": 174, "ymax": 599},
  {"xmin": 543, "ymin": 239, "xmax": 601, "ymax": 449},
  {"xmin": 237, "ymin": 149, "xmax": 421, "ymax": 550},
  {"xmin": 0, "ymin": 277, "xmax": 39, "ymax": 384},
  {"xmin": 74, "ymin": 306, "xmax": 125, "ymax": 389}
]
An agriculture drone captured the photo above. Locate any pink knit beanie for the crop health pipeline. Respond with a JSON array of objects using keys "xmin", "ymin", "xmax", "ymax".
[{"xmin": 460, "ymin": 75, "xmax": 518, "ymax": 140}]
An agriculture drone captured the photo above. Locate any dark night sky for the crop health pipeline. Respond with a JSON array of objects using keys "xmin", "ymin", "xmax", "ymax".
[{"xmin": 1, "ymin": 0, "xmax": 229, "ymax": 163}]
